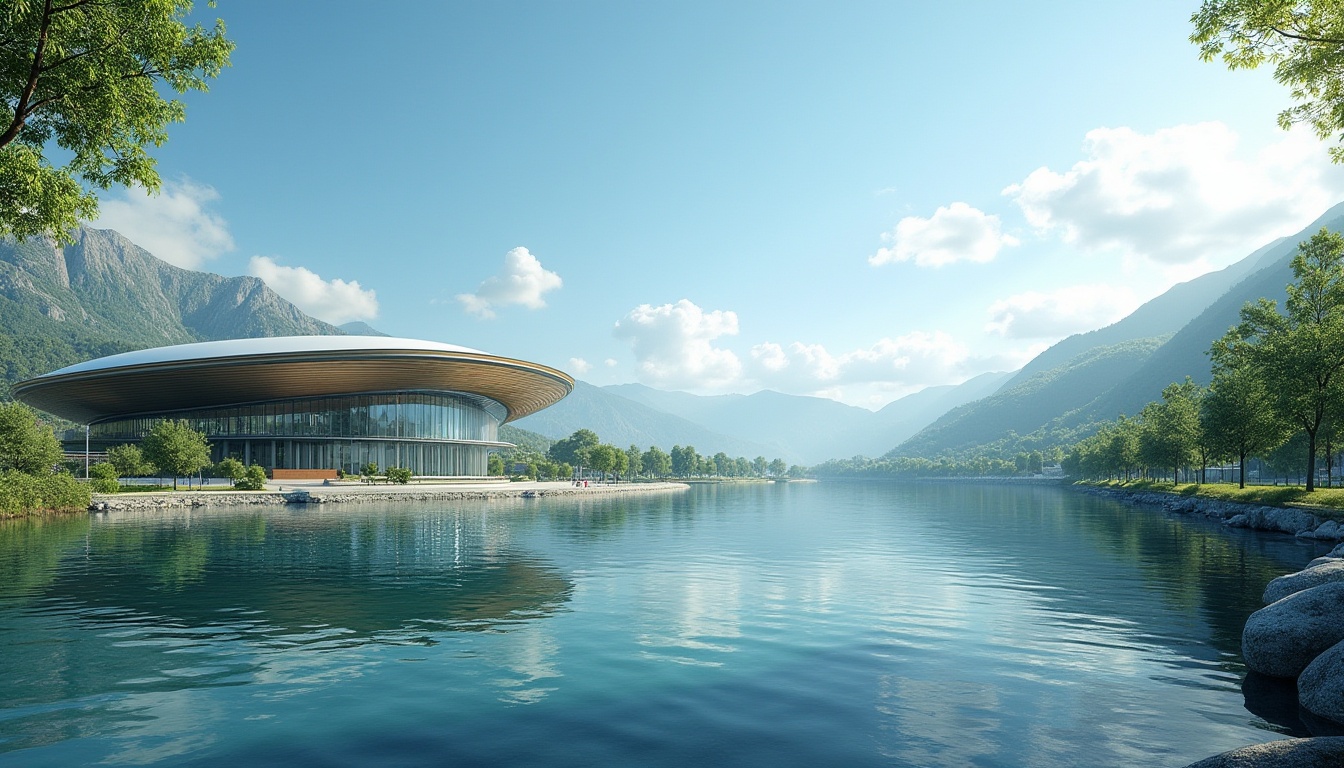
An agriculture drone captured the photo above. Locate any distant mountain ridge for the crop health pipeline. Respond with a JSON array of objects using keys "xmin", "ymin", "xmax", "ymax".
[{"xmin": 894, "ymin": 201, "xmax": 1344, "ymax": 459}]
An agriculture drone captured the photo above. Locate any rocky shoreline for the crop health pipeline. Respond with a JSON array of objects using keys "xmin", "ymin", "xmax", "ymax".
[
  {"xmin": 1079, "ymin": 486, "xmax": 1344, "ymax": 540},
  {"xmin": 88, "ymin": 481, "xmax": 690, "ymax": 511},
  {"xmin": 1079, "ymin": 486, "xmax": 1344, "ymax": 766}
]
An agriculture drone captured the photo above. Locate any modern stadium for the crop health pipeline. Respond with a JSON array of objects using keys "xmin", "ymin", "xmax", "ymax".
[{"xmin": 12, "ymin": 336, "xmax": 574, "ymax": 478}]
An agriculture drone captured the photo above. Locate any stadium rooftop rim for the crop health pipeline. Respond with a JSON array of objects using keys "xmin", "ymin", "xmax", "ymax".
[{"xmin": 12, "ymin": 336, "xmax": 574, "ymax": 477}]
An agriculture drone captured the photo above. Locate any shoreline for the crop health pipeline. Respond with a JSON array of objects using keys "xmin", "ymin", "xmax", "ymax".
[
  {"xmin": 1075, "ymin": 484, "xmax": 1344, "ymax": 541},
  {"xmin": 88, "ymin": 480, "xmax": 691, "ymax": 511}
]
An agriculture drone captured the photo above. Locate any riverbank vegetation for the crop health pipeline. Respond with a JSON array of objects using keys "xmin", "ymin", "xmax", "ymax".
[
  {"xmin": 0, "ymin": 403, "xmax": 88, "ymax": 516},
  {"xmin": 1082, "ymin": 478, "xmax": 1344, "ymax": 515},
  {"xmin": 1068, "ymin": 229, "xmax": 1344, "ymax": 491}
]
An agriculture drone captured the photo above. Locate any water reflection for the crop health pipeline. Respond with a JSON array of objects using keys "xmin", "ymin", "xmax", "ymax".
[{"xmin": 0, "ymin": 505, "xmax": 572, "ymax": 755}]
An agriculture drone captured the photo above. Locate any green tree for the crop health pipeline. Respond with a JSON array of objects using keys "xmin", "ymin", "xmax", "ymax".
[
  {"xmin": 141, "ymin": 419, "xmax": 210, "ymax": 490},
  {"xmin": 107, "ymin": 443, "xmax": 154, "ymax": 477},
  {"xmin": 670, "ymin": 445, "xmax": 698, "ymax": 477},
  {"xmin": 1192, "ymin": 1, "xmax": 1344, "ymax": 161},
  {"xmin": 1238, "ymin": 228, "xmax": 1344, "ymax": 490},
  {"xmin": 642, "ymin": 446, "xmax": 672, "ymax": 478},
  {"xmin": 1139, "ymin": 379, "xmax": 1204, "ymax": 482},
  {"xmin": 214, "ymin": 457, "xmax": 245, "ymax": 484},
  {"xmin": 1203, "ymin": 327, "xmax": 1292, "ymax": 487},
  {"xmin": 625, "ymin": 444, "xmax": 643, "ymax": 479},
  {"xmin": 768, "ymin": 458, "xmax": 787, "ymax": 477},
  {"xmin": 752, "ymin": 456, "xmax": 767, "ymax": 477},
  {"xmin": 88, "ymin": 461, "xmax": 119, "ymax": 493},
  {"xmin": 0, "ymin": 401, "xmax": 60, "ymax": 474},
  {"xmin": 0, "ymin": 0, "xmax": 234, "ymax": 241},
  {"xmin": 548, "ymin": 429, "xmax": 600, "ymax": 467},
  {"xmin": 712, "ymin": 451, "xmax": 732, "ymax": 477},
  {"xmin": 487, "ymin": 455, "xmax": 504, "ymax": 476}
]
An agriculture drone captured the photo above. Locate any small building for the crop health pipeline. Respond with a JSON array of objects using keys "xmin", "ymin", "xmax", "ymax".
[{"xmin": 13, "ymin": 336, "xmax": 572, "ymax": 478}]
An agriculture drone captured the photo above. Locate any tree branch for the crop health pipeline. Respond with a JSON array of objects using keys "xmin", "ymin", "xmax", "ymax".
[
  {"xmin": 1269, "ymin": 24, "xmax": 1344, "ymax": 46},
  {"xmin": 0, "ymin": 0, "xmax": 54, "ymax": 149}
]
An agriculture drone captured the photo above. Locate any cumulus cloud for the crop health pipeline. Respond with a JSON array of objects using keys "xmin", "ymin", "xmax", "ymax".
[
  {"xmin": 748, "ymin": 332, "xmax": 975, "ymax": 390},
  {"xmin": 984, "ymin": 284, "xmax": 1139, "ymax": 339},
  {"xmin": 90, "ymin": 179, "xmax": 234, "ymax": 269},
  {"xmin": 1003, "ymin": 122, "xmax": 1344, "ymax": 264},
  {"xmin": 248, "ymin": 256, "xmax": 379, "ymax": 325},
  {"xmin": 869, "ymin": 202, "xmax": 1019, "ymax": 267},
  {"xmin": 612, "ymin": 299, "xmax": 742, "ymax": 388},
  {"xmin": 456, "ymin": 247, "xmax": 562, "ymax": 319},
  {"xmin": 568, "ymin": 357, "xmax": 592, "ymax": 375}
]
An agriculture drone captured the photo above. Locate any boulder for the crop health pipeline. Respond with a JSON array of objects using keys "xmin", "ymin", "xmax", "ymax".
[
  {"xmin": 1243, "ymin": 583, "xmax": 1344, "ymax": 678},
  {"xmin": 1264, "ymin": 560, "xmax": 1344, "ymax": 604},
  {"xmin": 1182, "ymin": 737, "xmax": 1344, "ymax": 767},
  {"xmin": 1299, "ymin": 639, "xmax": 1344, "ymax": 726},
  {"xmin": 1331, "ymin": 541, "xmax": 1344, "ymax": 558},
  {"xmin": 1307, "ymin": 556, "xmax": 1341, "ymax": 568},
  {"xmin": 1300, "ymin": 520, "xmax": 1344, "ymax": 540}
]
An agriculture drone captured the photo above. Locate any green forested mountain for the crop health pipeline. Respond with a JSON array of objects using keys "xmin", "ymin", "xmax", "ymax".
[
  {"xmin": 894, "ymin": 201, "xmax": 1344, "ymax": 461},
  {"xmin": 0, "ymin": 227, "xmax": 343, "ymax": 396}
]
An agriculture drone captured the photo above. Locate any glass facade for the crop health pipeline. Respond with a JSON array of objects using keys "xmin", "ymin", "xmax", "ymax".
[{"xmin": 86, "ymin": 391, "xmax": 507, "ymax": 477}]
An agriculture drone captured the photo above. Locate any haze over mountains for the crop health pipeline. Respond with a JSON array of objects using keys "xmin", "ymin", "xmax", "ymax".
[{"xmin": 2, "ymin": 207, "xmax": 1343, "ymax": 466}]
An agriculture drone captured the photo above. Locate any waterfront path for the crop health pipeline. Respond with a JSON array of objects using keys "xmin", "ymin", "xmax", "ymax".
[{"xmin": 91, "ymin": 479, "xmax": 690, "ymax": 510}]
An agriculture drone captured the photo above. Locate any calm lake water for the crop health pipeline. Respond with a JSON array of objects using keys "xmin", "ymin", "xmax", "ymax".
[{"xmin": 0, "ymin": 482, "xmax": 1335, "ymax": 767}]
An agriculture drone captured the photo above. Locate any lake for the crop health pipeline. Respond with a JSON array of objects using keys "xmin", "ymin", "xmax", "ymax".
[{"xmin": 0, "ymin": 482, "xmax": 1334, "ymax": 766}]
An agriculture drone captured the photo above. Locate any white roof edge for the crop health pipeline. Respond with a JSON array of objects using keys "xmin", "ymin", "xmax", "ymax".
[{"xmin": 43, "ymin": 336, "xmax": 489, "ymax": 377}]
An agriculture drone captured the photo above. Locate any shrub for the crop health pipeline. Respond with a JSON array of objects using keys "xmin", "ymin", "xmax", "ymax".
[
  {"xmin": 89, "ymin": 462, "xmax": 120, "ymax": 494},
  {"xmin": 385, "ymin": 466, "xmax": 412, "ymax": 484},
  {"xmin": 0, "ymin": 470, "xmax": 91, "ymax": 514},
  {"xmin": 233, "ymin": 464, "xmax": 269, "ymax": 491},
  {"xmin": 214, "ymin": 457, "xmax": 245, "ymax": 482}
]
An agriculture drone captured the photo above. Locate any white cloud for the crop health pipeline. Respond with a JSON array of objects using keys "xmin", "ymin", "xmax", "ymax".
[
  {"xmin": 984, "ymin": 284, "xmax": 1139, "ymax": 339},
  {"xmin": 604, "ymin": 358, "xmax": 618, "ymax": 367},
  {"xmin": 90, "ymin": 179, "xmax": 234, "ymax": 269},
  {"xmin": 748, "ymin": 332, "xmax": 975, "ymax": 390},
  {"xmin": 247, "ymin": 256, "xmax": 379, "ymax": 325},
  {"xmin": 1003, "ymin": 122, "xmax": 1344, "ymax": 264},
  {"xmin": 612, "ymin": 299, "xmax": 742, "ymax": 388},
  {"xmin": 568, "ymin": 357, "xmax": 592, "ymax": 374},
  {"xmin": 869, "ymin": 202, "xmax": 1018, "ymax": 267},
  {"xmin": 456, "ymin": 247, "xmax": 562, "ymax": 319}
]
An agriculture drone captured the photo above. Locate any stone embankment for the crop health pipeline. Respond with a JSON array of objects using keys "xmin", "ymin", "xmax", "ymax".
[
  {"xmin": 89, "ymin": 482, "xmax": 689, "ymax": 511},
  {"xmin": 1080, "ymin": 486, "xmax": 1344, "ymax": 540},
  {"xmin": 1095, "ymin": 487, "xmax": 1344, "ymax": 767}
]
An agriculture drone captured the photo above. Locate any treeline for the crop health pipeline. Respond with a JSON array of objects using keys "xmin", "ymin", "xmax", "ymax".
[
  {"xmin": 812, "ymin": 448, "xmax": 1064, "ymax": 478},
  {"xmin": 0, "ymin": 402, "xmax": 89, "ymax": 514},
  {"xmin": 492, "ymin": 428, "xmax": 807, "ymax": 481},
  {"xmin": 1066, "ymin": 228, "xmax": 1344, "ymax": 490}
]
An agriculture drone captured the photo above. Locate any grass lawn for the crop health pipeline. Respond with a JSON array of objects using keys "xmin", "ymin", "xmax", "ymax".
[{"xmin": 1081, "ymin": 478, "xmax": 1344, "ymax": 518}]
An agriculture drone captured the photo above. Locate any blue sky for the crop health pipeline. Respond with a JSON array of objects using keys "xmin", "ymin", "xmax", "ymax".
[{"xmin": 88, "ymin": 1, "xmax": 1344, "ymax": 408}]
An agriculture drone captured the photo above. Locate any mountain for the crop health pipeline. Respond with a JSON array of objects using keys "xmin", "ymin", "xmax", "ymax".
[
  {"xmin": 895, "ymin": 201, "xmax": 1344, "ymax": 459},
  {"xmin": 511, "ymin": 381, "xmax": 784, "ymax": 461},
  {"xmin": 338, "ymin": 321, "xmax": 388, "ymax": 337},
  {"xmin": 0, "ymin": 227, "xmax": 344, "ymax": 395},
  {"xmin": 606, "ymin": 371, "xmax": 1013, "ymax": 464}
]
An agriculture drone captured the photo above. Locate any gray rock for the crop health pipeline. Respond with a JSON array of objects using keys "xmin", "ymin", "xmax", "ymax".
[
  {"xmin": 1241, "ymin": 506, "xmax": 1321, "ymax": 535},
  {"xmin": 1227, "ymin": 514, "xmax": 1249, "ymax": 528},
  {"xmin": 1307, "ymin": 556, "xmax": 1342, "ymax": 568},
  {"xmin": 1299, "ymin": 639, "xmax": 1344, "ymax": 726},
  {"xmin": 1264, "ymin": 560, "xmax": 1344, "ymax": 604},
  {"xmin": 1243, "ymin": 583, "xmax": 1344, "ymax": 678},
  {"xmin": 1300, "ymin": 520, "xmax": 1344, "ymax": 540},
  {"xmin": 1332, "ymin": 541, "xmax": 1344, "ymax": 558},
  {"xmin": 1182, "ymin": 737, "xmax": 1344, "ymax": 767}
]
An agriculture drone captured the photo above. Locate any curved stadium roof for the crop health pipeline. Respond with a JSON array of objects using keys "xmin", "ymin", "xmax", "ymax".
[{"xmin": 13, "ymin": 336, "xmax": 574, "ymax": 425}]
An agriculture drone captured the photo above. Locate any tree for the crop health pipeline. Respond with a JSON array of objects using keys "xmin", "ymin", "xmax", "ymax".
[
  {"xmin": 1238, "ymin": 228, "xmax": 1344, "ymax": 490},
  {"xmin": 670, "ymin": 445, "xmax": 699, "ymax": 477},
  {"xmin": 1203, "ymin": 328, "xmax": 1292, "ymax": 487},
  {"xmin": 0, "ymin": 1, "xmax": 234, "ymax": 241},
  {"xmin": 642, "ymin": 446, "xmax": 671, "ymax": 478},
  {"xmin": 233, "ymin": 463, "xmax": 267, "ymax": 491},
  {"xmin": 1139, "ymin": 379, "xmax": 1204, "ymax": 482},
  {"xmin": 88, "ymin": 461, "xmax": 118, "ymax": 493},
  {"xmin": 0, "ymin": 401, "xmax": 61, "ymax": 474},
  {"xmin": 141, "ymin": 419, "xmax": 210, "ymax": 490},
  {"xmin": 1192, "ymin": 1, "xmax": 1344, "ymax": 161},
  {"xmin": 108, "ymin": 443, "xmax": 154, "ymax": 477},
  {"xmin": 768, "ymin": 458, "xmax": 786, "ymax": 477},
  {"xmin": 549, "ymin": 429, "xmax": 600, "ymax": 468},
  {"xmin": 625, "ymin": 444, "xmax": 643, "ymax": 479},
  {"xmin": 752, "ymin": 456, "xmax": 767, "ymax": 477},
  {"xmin": 214, "ymin": 456, "xmax": 245, "ymax": 484}
]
